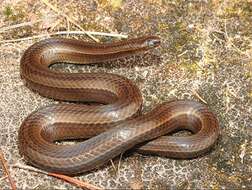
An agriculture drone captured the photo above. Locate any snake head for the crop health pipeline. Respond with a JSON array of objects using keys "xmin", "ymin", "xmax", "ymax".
[{"xmin": 143, "ymin": 36, "xmax": 161, "ymax": 48}]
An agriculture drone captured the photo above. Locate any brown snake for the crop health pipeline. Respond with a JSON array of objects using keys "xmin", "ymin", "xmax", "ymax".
[{"xmin": 18, "ymin": 36, "xmax": 220, "ymax": 175}]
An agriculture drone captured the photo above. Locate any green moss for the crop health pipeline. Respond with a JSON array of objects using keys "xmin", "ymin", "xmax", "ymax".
[
  {"xmin": 169, "ymin": 21, "xmax": 191, "ymax": 49},
  {"xmin": 244, "ymin": 72, "xmax": 251, "ymax": 80},
  {"xmin": 3, "ymin": 5, "xmax": 25, "ymax": 22},
  {"xmin": 220, "ymin": 1, "xmax": 252, "ymax": 18},
  {"xmin": 3, "ymin": 6, "xmax": 13, "ymax": 18},
  {"xmin": 241, "ymin": 3, "xmax": 252, "ymax": 16},
  {"xmin": 164, "ymin": 20, "xmax": 201, "ymax": 61},
  {"xmin": 180, "ymin": 62, "xmax": 200, "ymax": 73}
]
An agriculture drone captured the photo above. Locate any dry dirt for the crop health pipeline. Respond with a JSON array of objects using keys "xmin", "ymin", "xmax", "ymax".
[{"xmin": 0, "ymin": 0, "xmax": 251, "ymax": 189}]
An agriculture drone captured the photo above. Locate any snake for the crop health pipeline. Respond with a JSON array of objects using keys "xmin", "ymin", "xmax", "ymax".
[{"xmin": 18, "ymin": 36, "xmax": 220, "ymax": 175}]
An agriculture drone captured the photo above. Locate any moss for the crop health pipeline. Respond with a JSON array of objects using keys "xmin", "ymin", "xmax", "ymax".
[
  {"xmin": 97, "ymin": 0, "xmax": 123, "ymax": 10},
  {"xmin": 3, "ymin": 6, "xmax": 13, "ymax": 18},
  {"xmin": 180, "ymin": 62, "xmax": 200, "ymax": 73},
  {"xmin": 241, "ymin": 3, "xmax": 252, "ymax": 17},
  {"xmin": 3, "ymin": 5, "xmax": 25, "ymax": 22},
  {"xmin": 249, "ymin": 92, "xmax": 252, "ymax": 98},
  {"xmin": 244, "ymin": 72, "xmax": 251, "ymax": 80},
  {"xmin": 222, "ymin": 1, "xmax": 252, "ymax": 18},
  {"xmin": 168, "ymin": 21, "xmax": 192, "ymax": 51}
]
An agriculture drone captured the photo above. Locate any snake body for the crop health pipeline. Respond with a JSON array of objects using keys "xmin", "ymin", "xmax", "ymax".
[{"xmin": 18, "ymin": 36, "xmax": 220, "ymax": 175}]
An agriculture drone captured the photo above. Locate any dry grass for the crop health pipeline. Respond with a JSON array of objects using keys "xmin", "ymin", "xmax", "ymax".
[{"xmin": 0, "ymin": 0, "xmax": 251, "ymax": 189}]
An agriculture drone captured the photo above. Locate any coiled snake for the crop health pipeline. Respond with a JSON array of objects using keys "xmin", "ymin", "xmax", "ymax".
[{"xmin": 18, "ymin": 36, "xmax": 219, "ymax": 175}]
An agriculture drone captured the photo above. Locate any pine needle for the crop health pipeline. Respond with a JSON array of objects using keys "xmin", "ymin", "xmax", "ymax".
[
  {"xmin": 0, "ymin": 20, "xmax": 42, "ymax": 33},
  {"xmin": 49, "ymin": 173, "xmax": 102, "ymax": 190},
  {"xmin": 13, "ymin": 163, "xmax": 102, "ymax": 190},
  {"xmin": 0, "ymin": 150, "xmax": 17, "ymax": 190},
  {"xmin": 0, "ymin": 31, "xmax": 128, "ymax": 44},
  {"xmin": 192, "ymin": 90, "xmax": 208, "ymax": 104}
]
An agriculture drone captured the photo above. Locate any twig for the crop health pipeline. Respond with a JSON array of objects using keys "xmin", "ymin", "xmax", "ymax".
[
  {"xmin": 178, "ymin": 50, "xmax": 188, "ymax": 57},
  {"xmin": 0, "ymin": 150, "xmax": 16, "ymax": 190},
  {"xmin": 117, "ymin": 153, "xmax": 123, "ymax": 176},
  {"xmin": 66, "ymin": 18, "xmax": 70, "ymax": 38},
  {"xmin": 0, "ymin": 20, "xmax": 42, "ymax": 33},
  {"xmin": 109, "ymin": 152, "xmax": 124, "ymax": 176},
  {"xmin": 50, "ymin": 173, "xmax": 102, "ymax": 190},
  {"xmin": 40, "ymin": 0, "xmax": 99, "ymax": 42},
  {"xmin": 0, "ymin": 31, "xmax": 128, "ymax": 44},
  {"xmin": 192, "ymin": 90, "xmax": 208, "ymax": 104},
  {"xmin": 13, "ymin": 163, "xmax": 102, "ymax": 190},
  {"xmin": 49, "ymin": 18, "xmax": 63, "ymax": 32},
  {"xmin": 0, "ymin": 176, "xmax": 8, "ymax": 181},
  {"xmin": 110, "ymin": 160, "xmax": 117, "ymax": 174},
  {"xmin": 13, "ymin": 163, "xmax": 47, "ymax": 175}
]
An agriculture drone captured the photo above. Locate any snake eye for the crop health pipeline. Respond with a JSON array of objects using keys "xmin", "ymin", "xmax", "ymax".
[{"xmin": 145, "ymin": 37, "xmax": 161, "ymax": 48}]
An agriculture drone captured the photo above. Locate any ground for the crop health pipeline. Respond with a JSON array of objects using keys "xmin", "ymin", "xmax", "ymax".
[{"xmin": 0, "ymin": 0, "xmax": 251, "ymax": 189}]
